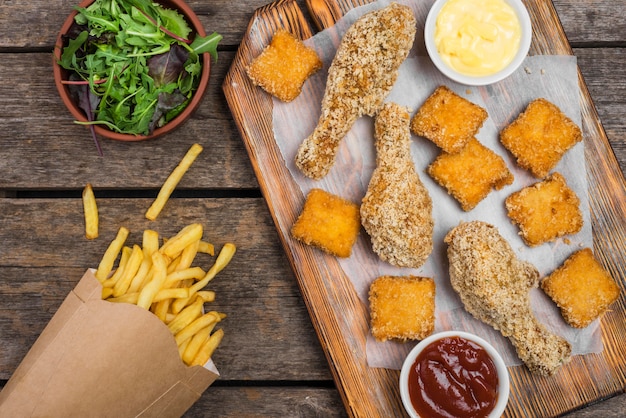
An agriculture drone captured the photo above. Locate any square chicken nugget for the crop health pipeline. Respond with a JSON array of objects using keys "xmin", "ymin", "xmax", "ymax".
[
  {"xmin": 369, "ymin": 275, "xmax": 435, "ymax": 342},
  {"xmin": 542, "ymin": 248, "xmax": 620, "ymax": 328},
  {"xmin": 411, "ymin": 85, "xmax": 488, "ymax": 153},
  {"xmin": 505, "ymin": 172, "xmax": 583, "ymax": 246},
  {"xmin": 291, "ymin": 188, "xmax": 360, "ymax": 258},
  {"xmin": 246, "ymin": 29, "xmax": 322, "ymax": 102},
  {"xmin": 428, "ymin": 138, "xmax": 514, "ymax": 211},
  {"xmin": 500, "ymin": 98, "xmax": 582, "ymax": 178}
]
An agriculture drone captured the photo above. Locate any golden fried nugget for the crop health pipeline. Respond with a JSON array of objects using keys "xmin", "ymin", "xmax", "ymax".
[
  {"xmin": 428, "ymin": 137, "xmax": 514, "ymax": 211},
  {"xmin": 410, "ymin": 86, "xmax": 488, "ymax": 153},
  {"xmin": 505, "ymin": 172, "xmax": 583, "ymax": 246},
  {"xmin": 291, "ymin": 188, "xmax": 360, "ymax": 258},
  {"xmin": 542, "ymin": 248, "xmax": 620, "ymax": 328},
  {"xmin": 368, "ymin": 275, "xmax": 435, "ymax": 342},
  {"xmin": 500, "ymin": 98, "xmax": 582, "ymax": 178},
  {"xmin": 247, "ymin": 29, "xmax": 322, "ymax": 102}
]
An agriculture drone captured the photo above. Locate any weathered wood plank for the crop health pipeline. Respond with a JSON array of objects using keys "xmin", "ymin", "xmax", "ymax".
[
  {"xmin": 0, "ymin": 51, "xmax": 258, "ymax": 189},
  {"xmin": 0, "ymin": 198, "xmax": 331, "ymax": 381},
  {"xmin": 575, "ymin": 47, "xmax": 626, "ymax": 176}
]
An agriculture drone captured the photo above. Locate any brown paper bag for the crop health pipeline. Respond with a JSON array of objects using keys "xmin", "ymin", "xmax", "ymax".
[{"xmin": 0, "ymin": 270, "xmax": 219, "ymax": 417}]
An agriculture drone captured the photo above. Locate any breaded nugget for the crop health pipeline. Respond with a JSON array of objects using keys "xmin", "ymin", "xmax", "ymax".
[
  {"xmin": 247, "ymin": 29, "xmax": 322, "ymax": 102},
  {"xmin": 369, "ymin": 275, "xmax": 436, "ymax": 342},
  {"xmin": 445, "ymin": 221, "xmax": 571, "ymax": 376},
  {"xmin": 361, "ymin": 103, "xmax": 434, "ymax": 268},
  {"xmin": 428, "ymin": 137, "xmax": 514, "ymax": 211},
  {"xmin": 295, "ymin": 3, "xmax": 416, "ymax": 179},
  {"xmin": 505, "ymin": 172, "xmax": 583, "ymax": 247},
  {"xmin": 410, "ymin": 86, "xmax": 488, "ymax": 153},
  {"xmin": 542, "ymin": 248, "xmax": 620, "ymax": 328},
  {"xmin": 291, "ymin": 188, "xmax": 360, "ymax": 258},
  {"xmin": 500, "ymin": 98, "xmax": 582, "ymax": 178}
]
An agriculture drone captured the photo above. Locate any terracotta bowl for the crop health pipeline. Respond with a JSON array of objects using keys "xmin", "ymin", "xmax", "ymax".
[{"xmin": 52, "ymin": 0, "xmax": 210, "ymax": 141}]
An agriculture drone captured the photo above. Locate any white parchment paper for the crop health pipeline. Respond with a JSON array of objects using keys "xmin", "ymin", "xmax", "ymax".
[{"xmin": 272, "ymin": 0, "xmax": 597, "ymax": 369}]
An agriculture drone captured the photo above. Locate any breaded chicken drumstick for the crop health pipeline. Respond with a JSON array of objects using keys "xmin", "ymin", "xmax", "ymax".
[
  {"xmin": 445, "ymin": 221, "xmax": 571, "ymax": 376},
  {"xmin": 295, "ymin": 3, "xmax": 416, "ymax": 179},
  {"xmin": 361, "ymin": 102, "xmax": 433, "ymax": 268}
]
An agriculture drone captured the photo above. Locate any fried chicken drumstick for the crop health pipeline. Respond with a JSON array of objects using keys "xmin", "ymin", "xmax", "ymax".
[
  {"xmin": 445, "ymin": 221, "xmax": 571, "ymax": 376},
  {"xmin": 361, "ymin": 102, "xmax": 433, "ymax": 268},
  {"xmin": 295, "ymin": 3, "xmax": 416, "ymax": 179}
]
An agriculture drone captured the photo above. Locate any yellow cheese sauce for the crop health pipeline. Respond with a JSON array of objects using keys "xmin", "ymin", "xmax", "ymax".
[{"xmin": 434, "ymin": 0, "xmax": 522, "ymax": 76}]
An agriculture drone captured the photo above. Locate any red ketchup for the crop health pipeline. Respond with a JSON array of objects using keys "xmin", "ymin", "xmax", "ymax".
[{"xmin": 408, "ymin": 336, "xmax": 499, "ymax": 418}]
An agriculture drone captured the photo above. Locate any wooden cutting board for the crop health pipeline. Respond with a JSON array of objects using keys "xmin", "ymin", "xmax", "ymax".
[{"xmin": 223, "ymin": 0, "xmax": 626, "ymax": 416}]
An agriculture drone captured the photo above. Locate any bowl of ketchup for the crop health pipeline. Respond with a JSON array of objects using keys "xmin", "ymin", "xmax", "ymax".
[{"xmin": 399, "ymin": 331, "xmax": 509, "ymax": 418}]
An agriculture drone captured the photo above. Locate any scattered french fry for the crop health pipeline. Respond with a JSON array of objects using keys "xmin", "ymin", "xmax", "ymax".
[
  {"xmin": 82, "ymin": 183, "xmax": 99, "ymax": 240},
  {"xmin": 145, "ymin": 143, "xmax": 204, "ymax": 221},
  {"xmin": 96, "ymin": 222, "xmax": 234, "ymax": 366}
]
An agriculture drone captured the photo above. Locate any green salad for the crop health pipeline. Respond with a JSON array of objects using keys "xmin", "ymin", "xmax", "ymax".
[{"xmin": 58, "ymin": 0, "xmax": 221, "ymax": 141}]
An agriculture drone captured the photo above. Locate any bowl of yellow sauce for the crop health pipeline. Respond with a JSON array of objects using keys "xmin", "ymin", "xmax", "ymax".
[{"xmin": 425, "ymin": 0, "xmax": 532, "ymax": 86}]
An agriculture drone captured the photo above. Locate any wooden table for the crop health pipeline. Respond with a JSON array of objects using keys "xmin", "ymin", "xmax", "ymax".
[{"xmin": 0, "ymin": 0, "xmax": 623, "ymax": 417}]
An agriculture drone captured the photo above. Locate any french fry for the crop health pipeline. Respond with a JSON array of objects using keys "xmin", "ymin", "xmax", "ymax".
[
  {"xmin": 177, "ymin": 240, "xmax": 199, "ymax": 271},
  {"xmin": 182, "ymin": 323, "xmax": 216, "ymax": 365},
  {"xmin": 174, "ymin": 311, "xmax": 222, "ymax": 346},
  {"xmin": 95, "ymin": 226, "xmax": 129, "ymax": 282},
  {"xmin": 191, "ymin": 328, "xmax": 224, "ymax": 367},
  {"xmin": 127, "ymin": 230, "xmax": 159, "ymax": 293},
  {"xmin": 197, "ymin": 240, "xmax": 215, "ymax": 256},
  {"xmin": 152, "ymin": 288, "xmax": 189, "ymax": 303},
  {"xmin": 137, "ymin": 251, "xmax": 168, "ymax": 309},
  {"xmin": 82, "ymin": 183, "xmax": 99, "ymax": 240},
  {"xmin": 164, "ymin": 267, "xmax": 206, "ymax": 288},
  {"xmin": 195, "ymin": 290, "xmax": 216, "ymax": 303},
  {"xmin": 106, "ymin": 292, "xmax": 140, "ymax": 304},
  {"xmin": 145, "ymin": 143, "xmax": 204, "ymax": 221},
  {"xmin": 95, "ymin": 222, "xmax": 232, "ymax": 366},
  {"xmin": 171, "ymin": 243, "xmax": 236, "ymax": 314},
  {"xmin": 159, "ymin": 223, "xmax": 203, "ymax": 259},
  {"xmin": 101, "ymin": 245, "xmax": 132, "ymax": 288},
  {"xmin": 167, "ymin": 296, "xmax": 204, "ymax": 335},
  {"xmin": 112, "ymin": 244, "xmax": 144, "ymax": 297}
]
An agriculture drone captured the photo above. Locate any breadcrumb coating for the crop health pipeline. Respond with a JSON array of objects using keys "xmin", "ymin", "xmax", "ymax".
[
  {"xmin": 361, "ymin": 102, "xmax": 433, "ymax": 268},
  {"xmin": 295, "ymin": 3, "xmax": 417, "ymax": 179},
  {"xmin": 445, "ymin": 221, "xmax": 571, "ymax": 376}
]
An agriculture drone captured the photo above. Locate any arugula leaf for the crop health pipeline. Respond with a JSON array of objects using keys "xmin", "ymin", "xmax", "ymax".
[
  {"xmin": 190, "ymin": 32, "xmax": 222, "ymax": 62},
  {"xmin": 58, "ymin": 0, "xmax": 220, "ymax": 138}
]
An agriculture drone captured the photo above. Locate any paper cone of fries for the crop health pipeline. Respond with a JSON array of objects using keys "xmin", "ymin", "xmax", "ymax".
[{"xmin": 0, "ymin": 269, "xmax": 219, "ymax": 417}]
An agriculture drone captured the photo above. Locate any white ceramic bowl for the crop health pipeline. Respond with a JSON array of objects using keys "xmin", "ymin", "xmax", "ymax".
[
  {"xmin": 399, "ymin": 330, "xmax": 510, "ymax": 418},
  {"xmin": 424, "ymin": 0, "xmax": 532, "ymax": 86}
]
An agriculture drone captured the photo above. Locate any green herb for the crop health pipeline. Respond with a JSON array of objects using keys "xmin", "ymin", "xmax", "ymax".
[{"xmin": 58, "ymin": 0, "xmax": 221, "ymax": 145}]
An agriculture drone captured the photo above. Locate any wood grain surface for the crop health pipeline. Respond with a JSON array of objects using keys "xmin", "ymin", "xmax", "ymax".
[{"xmin": 0, "ymin": 0, "xmax": 623, "ymax": 416}]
